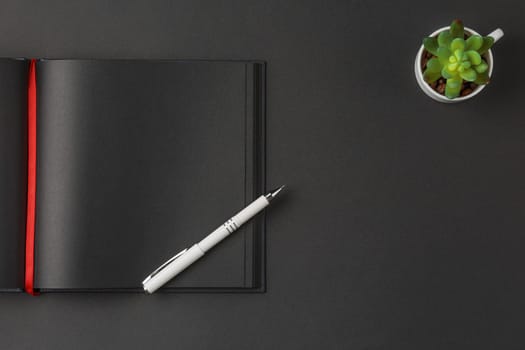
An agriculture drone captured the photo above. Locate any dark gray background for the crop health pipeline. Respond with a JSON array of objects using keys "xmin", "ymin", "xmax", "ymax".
[{"xmin": 1, "ymin": 0, "xmax": 524, "ymax": 348}]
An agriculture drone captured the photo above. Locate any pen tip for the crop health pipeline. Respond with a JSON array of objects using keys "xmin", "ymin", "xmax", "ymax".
[{"xmin": 265, "ymin": 185, "xmax": 286, "ymax": 201}]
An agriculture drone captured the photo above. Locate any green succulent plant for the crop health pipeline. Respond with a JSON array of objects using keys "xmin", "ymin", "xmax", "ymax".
[{"xmin": 422, "ymin": 20, "xmax": 494, "ymax": 99}]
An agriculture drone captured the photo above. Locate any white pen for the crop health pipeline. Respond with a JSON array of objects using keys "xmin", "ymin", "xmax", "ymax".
[{"xmin": 142, "ymin": 185, "xmax": 285, "ymax": 294}]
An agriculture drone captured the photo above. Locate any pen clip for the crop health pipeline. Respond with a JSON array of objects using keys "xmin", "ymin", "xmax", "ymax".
[{"xmin": 142, "ymin": 248, "xmax": 188, "ymax": 285}]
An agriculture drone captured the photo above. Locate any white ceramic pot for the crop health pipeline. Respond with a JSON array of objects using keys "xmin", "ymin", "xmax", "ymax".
[{"xmin": 414, "ymin": 26, "xmax": 504, "ymax": 103}]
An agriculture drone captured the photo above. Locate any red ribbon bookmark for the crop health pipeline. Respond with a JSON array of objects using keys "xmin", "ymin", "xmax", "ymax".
[{"xmin": 25, "ymin": 59, "xmax": 38, "ymax": 295}]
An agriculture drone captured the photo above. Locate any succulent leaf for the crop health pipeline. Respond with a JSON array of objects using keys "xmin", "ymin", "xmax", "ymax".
[
  {"xmin": 450, "ymin": 20, "xmax": 464, "ymax": 39},
  {"xmin": 474, "ymin": 71, "xmax": 490, "ymax": 84},
  {"xmin": 460, "ymin": 68, "xmax": 477, "ymax": 82},
  {"xmin": 437, "ymin": 46, "xmax": 451, "ymax": 65},
  {"xmin": 445, "ymin": 78, "xmax": 462, "ymax": 99},
  {"xmin": 478, "ymin": 36, "xmax": 494, "ymax": 55},
  {"xmin": 438, "ymin": 31, "xmax": 452, "ymax": 47},
  {"xmin": 441, "ymin": 66, "xmax": 455, "ymax": 79},
  {"xmin": 448, "ymin": 61, "xmax": 459, "ymax": 71},
  {"xmin": 424, "ymin": 69, "xmax": 441, "ymax": 83},
  {"xmin": 466, "ymin": 35, "xmax": 483, "ymax": 51},
  {"xmin": 426, "ymin": 58, "xmax": 442, "ymax": 72},
  {"xmin": 466, "ymin": 50, "xmax": 482, "ymax": 65},
  {"xmin": 450, "ymin": 38, "xmax": 466, "ymax": 52},
  {"xmin": 423, "ymin": 37, "xmax": 439, "ymax": 55},
  {"xmin": 454, "ymin": 49, "xmax": 464, "ymax": 61},
  {"xmin": 474, "ymin": 60, "xmax": 488, "ymax": 73}
]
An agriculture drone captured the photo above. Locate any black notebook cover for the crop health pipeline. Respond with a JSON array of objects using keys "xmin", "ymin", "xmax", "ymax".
[
  {"xmin": 0, "ymin": 59, "xmax": 27, "ymax": 292},
  {"xmin": 0, "ymin": 59, "xmax": 266, "ymax": 292}
]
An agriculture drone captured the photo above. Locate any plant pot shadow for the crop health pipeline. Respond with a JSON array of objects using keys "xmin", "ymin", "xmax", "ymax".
[{"xmin": 490, "ymin": 34, "xmax": 522, "ymax": 102}]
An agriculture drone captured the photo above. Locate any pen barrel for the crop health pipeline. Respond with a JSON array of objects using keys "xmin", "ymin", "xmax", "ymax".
[
  {"xmin": 143, "ymin": 244, "xmax": 204, "ymax": 294},
  {"xmin": 232, "ymin": 196, "xmax": 270, "ymax": 226},
  {"xmin": 198, "ymin": 196, "xmax": 269, "ymax": 252}
]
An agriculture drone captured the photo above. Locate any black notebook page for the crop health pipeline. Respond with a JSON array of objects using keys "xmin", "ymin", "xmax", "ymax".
[
  {"xmin": 34, "ymin": 60, "xmax": 265, "ymax": 291},
  {"xmin": 0, "ymin": 59, "xmax": 28, "ymax": 291}
]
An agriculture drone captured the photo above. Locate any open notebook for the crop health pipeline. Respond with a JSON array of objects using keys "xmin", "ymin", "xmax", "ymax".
[{"xmin": 0, "ymin": 59, "xmax": 266, "ymax": 293}]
